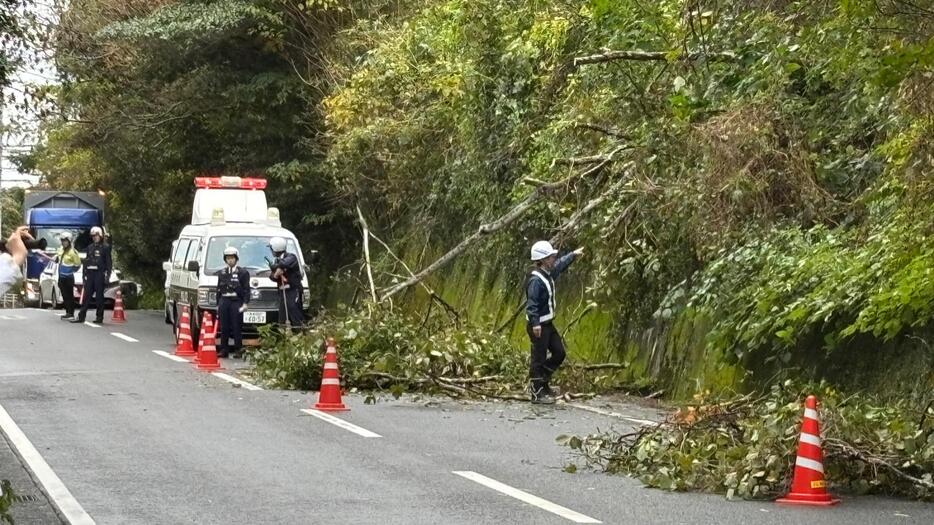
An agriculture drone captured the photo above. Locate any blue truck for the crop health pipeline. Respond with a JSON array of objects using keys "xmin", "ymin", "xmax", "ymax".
[{"xmin": 22, "ymin": 190, "xmax": 140, "ymax": 309}]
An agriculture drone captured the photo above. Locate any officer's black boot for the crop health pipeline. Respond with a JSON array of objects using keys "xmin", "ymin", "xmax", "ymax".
[{"xmin": 529, "ymin": 381, "xmax": 555, "ymax": 405}]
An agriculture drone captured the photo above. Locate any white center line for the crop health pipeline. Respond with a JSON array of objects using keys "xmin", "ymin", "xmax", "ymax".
[
  {"xmin": 300, "ymin": 409, "xmax": 381, "ymax": 438},
  {"xmin": 110, "ymin": 332, "xmax": 139, "ymax": 343},
  {"xmin": 0, "ymin": 403, "xmax": 96, "ymax": 525},
  {"xmin": 83, "ymin": 322, "xmax": 100, "ymax": 329},
  {"xmin": 564, "ymin": 403, "xmax": 658, "ymax": 427},
  {"xmin": 212, "ymin": 372, "xmax": 263, "ymax": 391},
  {"xmin": 453, "ymin": 471, "xmax": 601, "ymax": 524},
  {"xmin": 152, "ymin": 350, "xmax": 190, "ymax": 363}
]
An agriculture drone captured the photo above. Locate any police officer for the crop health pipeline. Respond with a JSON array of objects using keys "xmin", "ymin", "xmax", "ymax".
[
  {"xmin": 55, "ymin": 232, "xmax": 81, "ymax": 320},
  {"xmin": 526, "ymin": 240, "xmax": 584, "ymax": 404},
  {"xmin": 215, "ymin": 247, "xmax": 250, "ymax": 358},
  {"xmin": 72, "ymin": 226, "xmax": 112, "ymax": 324},
  {"xmin": 268, "ymin": 236, "xmax": 304, "ymax": 330}
]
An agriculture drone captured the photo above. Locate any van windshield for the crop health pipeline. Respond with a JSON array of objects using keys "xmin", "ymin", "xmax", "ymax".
[
  {"xmin": 32, "ymin": 227, "xmax": 93, "ymax": 253},
  {"xmin": 205, "ymin": 236, "xmax": 299, "ymax": 274}
]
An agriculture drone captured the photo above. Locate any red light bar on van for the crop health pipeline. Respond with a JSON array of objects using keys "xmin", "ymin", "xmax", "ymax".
[{"xmin": 194, "ymin": 176, "xmax": 267, "ymax": 190}]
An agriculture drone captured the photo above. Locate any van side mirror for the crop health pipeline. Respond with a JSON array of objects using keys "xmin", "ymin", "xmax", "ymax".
[
  {"xmin": 187, "ymin": 260, "xmax": 200, "ymax": 274},
  {"xmin": 162, "ymin": 261, "xmax": 172, "ymax": 272}
]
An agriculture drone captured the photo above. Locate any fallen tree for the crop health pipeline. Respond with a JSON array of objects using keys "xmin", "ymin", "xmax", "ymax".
[{"xmin": 560, "ymin": 383, "xmax": 934, "ymax": 501}]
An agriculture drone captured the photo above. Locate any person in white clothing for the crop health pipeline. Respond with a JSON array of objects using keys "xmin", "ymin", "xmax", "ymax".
[{"xmin": 0, "ymin": 227, "xmax": 32, "ymax": 297}]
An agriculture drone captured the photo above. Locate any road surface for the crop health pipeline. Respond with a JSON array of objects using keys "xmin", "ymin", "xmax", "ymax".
[{"xmin": 0, "ymin": 308, "xmax": 931, "ymax": 524}]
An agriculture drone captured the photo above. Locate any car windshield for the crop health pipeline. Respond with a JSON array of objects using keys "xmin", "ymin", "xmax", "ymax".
[
  {"xmin": 32, "ymin": 227, "xmax": 93, "ymax": 253},
  {"xmin": 205, "ymin": 236, "xmax": 299, "ymax": 274}
]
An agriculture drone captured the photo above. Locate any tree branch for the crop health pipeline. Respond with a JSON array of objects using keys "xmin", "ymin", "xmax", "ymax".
[
  {"xmin": 825, "ymin": 438, "xmax": 934, "ymax": 491},
  {"xmin": 367, "ymin": 230, "xmax": 461, "ymax": 321},
  {"xmin": 574, "ymin": 122, "xmax": 630, "ymax": 140},
  {"xmin": 379, "ymin": 147, "xmax": 625, "ymax": 302},
  {"xmin": 356, "ymin": 204, "xmax": 378, "ymax": 302},
  {"xmin": 573, "ymin": 49, "xmax": 737, "ymax": 67},
  {"xmin": 567, "ymin": 362, "xmax": 629, "ymax": 371},
  {"xmin": 550, "ymin": 171, "xmax": 631, "ymax": 246}
]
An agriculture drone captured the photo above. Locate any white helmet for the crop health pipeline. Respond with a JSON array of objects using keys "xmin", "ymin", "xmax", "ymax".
[
  {"xmin": 223, "ymin": 247, "xmax": 239, "ymax": 259},
  {"xmin": 530, "ymin": 240, "xmax": 558, "ymax": 261},
  {"xmin": 90, "ymin": 226, "xmax": 104, "ymax": 237},
  {"xmin": 269, "ymin": 236, "xmax": 287, "ymax": 253},
  {"xmin": 59, "ymin": 232, "xmax": 73, "ymax": 242}
]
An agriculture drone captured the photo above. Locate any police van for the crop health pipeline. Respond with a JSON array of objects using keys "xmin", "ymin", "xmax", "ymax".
[{"xmin": 163, "ymin": 176, "xmax": 311, "ymax": 340}]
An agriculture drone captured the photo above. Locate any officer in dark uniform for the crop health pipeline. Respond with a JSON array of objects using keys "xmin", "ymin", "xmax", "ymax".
[
  {"xmin": 72, "ymin": 226, "xmax": 112, "ymax": 324},
  {"xmin": 268, "ymin": 236, "xmax": 304, "ymax": 331},
  {"xmin": 215, "ymin": 247, "xmax": 250, "ymax": 358}
]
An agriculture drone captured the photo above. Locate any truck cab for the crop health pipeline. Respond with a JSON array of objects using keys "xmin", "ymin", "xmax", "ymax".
[
  {"xmin": 22, "ymin": 191, "xmax": 140, "ymax": 308},
  {"xmin": 163, "ymin": 177, "xmax": 311, "ymax": 340}
]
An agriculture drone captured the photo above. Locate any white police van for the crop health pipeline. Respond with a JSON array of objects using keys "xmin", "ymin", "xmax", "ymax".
[{"xmin": 163, "ymin": 176, "xmax": 311, "ymax": 340}]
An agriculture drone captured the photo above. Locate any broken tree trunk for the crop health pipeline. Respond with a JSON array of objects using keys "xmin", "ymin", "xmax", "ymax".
[{"xmin": 357, "ymin": 204, "xmax": 378, "ymax": 302}]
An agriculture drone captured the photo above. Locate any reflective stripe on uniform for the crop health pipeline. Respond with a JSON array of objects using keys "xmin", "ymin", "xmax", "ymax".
[{"xmin": 528, "ymin": 270, "xmax": 556, "ymax": 322}]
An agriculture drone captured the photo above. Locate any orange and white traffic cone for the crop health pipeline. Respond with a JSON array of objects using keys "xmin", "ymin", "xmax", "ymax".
[
  {"xmin": 174, "ymin": 306, "xmax": 196, "ymax": 357},
  {"xmin": 111, "ymin": 289, "xmax": 127, "ymax": 323},
  {"xmin": 777, "ymin": 395, "xmax": 840, "ymax": 506},
  {"xmin": 193, "ymin": 314, "xmax": 206, "ymax": 364},
  {"xmin": 195, "ymin": 312, "xmax": 222, "ymax": 371},
  {"xmin": 314, "ymin": 338, "xmax": 348, "ymax": 412}
]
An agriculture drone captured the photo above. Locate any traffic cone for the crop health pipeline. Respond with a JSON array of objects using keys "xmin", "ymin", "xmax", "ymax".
[
  {"xmin": 314, "ymin": 338, "xmax": 348, "ymax": 412},
  {"xmin": 174, "ymin": 306, "xmax": 196, "ymax": 357},
  {"xmin": 111, "ymin": 289, "xmax": 127, "ymax": 323},
  {"xmin": 193, "ymin": 314, "xmax": 206, "ymax": 364},
  {"xmin": 195, "ymin": 312, "xmax": 222, "ymax": 371},
  {"xmin": 777, "ymin": 395, "xmax": 840, "ymax": 506}
]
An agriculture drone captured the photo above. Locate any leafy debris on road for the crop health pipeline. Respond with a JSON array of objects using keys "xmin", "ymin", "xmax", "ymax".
[
  {"xmin": 248, "ymin": 307, "xmax": 635, "ymax": 400},
  {"xmin": 559, "ymin": 381, "xmax": 934, "ymax": 501}
]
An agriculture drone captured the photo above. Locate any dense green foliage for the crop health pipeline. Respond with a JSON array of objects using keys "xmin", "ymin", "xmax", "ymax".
[
  {"xmin": 564, "ymin": 382, "xmax": 934, "ymax": 500},
  {"xmin": 23, "ymin": 0, "xmax": 359, "ymax": 287},
  {"xmin": 0, "ymin": 479, "xmax": 14, "ymax": 524},
  {"xmin": 0, "ymin": 0, "xmax": 24, "ymax": 86},
  {"xmin": 23, "ymin": 0, "xmax": 934, "ymax": 397}
]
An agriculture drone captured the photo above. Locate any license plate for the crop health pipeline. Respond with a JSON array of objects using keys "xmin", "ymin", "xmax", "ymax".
[{"xmin": 243, "ymin": 311, "xmax": 266, "ymax": 324}]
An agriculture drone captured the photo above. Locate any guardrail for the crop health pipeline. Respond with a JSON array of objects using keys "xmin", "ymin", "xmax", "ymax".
[{"xmin": 1, "ymin": 293, "xmax": 23, "ymax": 309}]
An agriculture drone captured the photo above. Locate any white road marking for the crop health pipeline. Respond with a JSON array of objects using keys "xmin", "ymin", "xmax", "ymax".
[
  {"xmin": 152, "ymin": 350, "xmax": 189, "ymax": 363},
  {"xmin": 300, "ymin": 409, "xmax": 381, "ymax": 438},
  {"xmin": 0, "ymin": 315, "xmax": 26, "ymax": 320},
  {"xmin": 0, "ymin": 403, "xmax": 96, "ymax": 525},
  {"xmin": 110, "ymin": 332, "xmax": 139, "ymax": 343},
  {"xmin": 564, "ymin": 403, "xmax": 658, "ymax": 427},
  {"xmin": 84, "ymin": 322, "xmax": 100, "ymax": 328},
  {"xmin": 212, "ymin": 372, "xmax": 263, "ymax": 391},
  {"xmin": 453, "ymin": 471, "xmax": 601, "ymax": 523}
]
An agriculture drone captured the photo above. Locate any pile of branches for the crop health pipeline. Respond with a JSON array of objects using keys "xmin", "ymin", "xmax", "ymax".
[
  {"xmin": 561, "ymin": 382, "xmax": 934, "ymax": 500},
  {"xmin": 247, "ymin": 306, "xmax": 632, "ymax": 401}
]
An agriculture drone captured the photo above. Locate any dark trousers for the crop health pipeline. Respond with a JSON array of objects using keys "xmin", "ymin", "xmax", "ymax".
[
  {"xmin": 526, "ymin": 322, "xmax": 566, "ymax": 391},
  {"xmin": 217, "ymin": 298, "xmax": 243, "ymax": 354},
  {"xmin": 278, "ymin": 287, "xmax": 304, "ymax": 330},
  {"xmin": 78, "ymin": 270, "xmax": 105, "ymax": 322},
  {"xmin": 58, "ymin": 274, "xmax": 75, "ymax": 317}
]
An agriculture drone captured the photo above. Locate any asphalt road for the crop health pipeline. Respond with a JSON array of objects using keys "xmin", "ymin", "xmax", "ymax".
[{"xmin": 0, "ymin": 308, "xmax": 931, "ymax": 524}]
